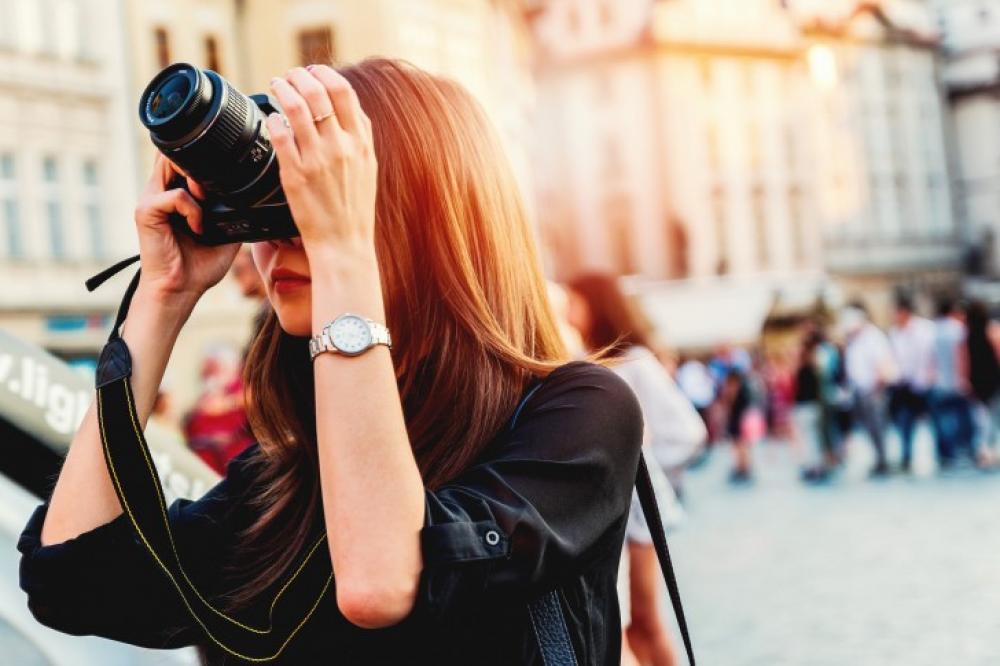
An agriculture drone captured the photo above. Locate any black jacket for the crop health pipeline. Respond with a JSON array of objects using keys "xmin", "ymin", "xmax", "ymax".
[{"xmin": 17, "ymin": 360, "xmax": 643, "ymax": 665}]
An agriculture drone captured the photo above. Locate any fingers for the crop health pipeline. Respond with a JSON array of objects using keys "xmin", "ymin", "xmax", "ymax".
[
  {"xmin": 265, "ymin": 110, "xmax": 302, "ymax": 178},
  {"xmin": 143, "ymin": 153, "xmax": 169, "ymax": 196},
  {"xmin": 186, "ymin": 177, "xmax": 207, "ymax": 200},
  {"xmin": 269, "ymin": 74, "xmax": 323, "ymax": 158},
  {"xmin": 306, "ymin": 64, "xmax": 369, "ymax": 139},
  {"xmin": 285, "ymin": 66, "xmax": 337, "ymax": 134},
  {"xmin": 141, "ymin": 188, "xmax": 204, "ymax": 235},
  {"xmin": 145, "ymin": 153, "xmax": 207, "ymax": 200}
]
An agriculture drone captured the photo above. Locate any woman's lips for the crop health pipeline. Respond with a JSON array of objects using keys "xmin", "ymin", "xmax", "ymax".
[{"xmin": 272, "ymin": 277, "xmax": 310, "ymax": 294}]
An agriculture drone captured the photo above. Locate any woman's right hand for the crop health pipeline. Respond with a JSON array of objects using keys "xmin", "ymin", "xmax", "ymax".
[{"xmin": 133, "ymin": 153, "xmax": 241, "ymax": 303}]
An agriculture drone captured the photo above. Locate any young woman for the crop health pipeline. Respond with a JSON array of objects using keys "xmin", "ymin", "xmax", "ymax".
[
  {"xmin": 565, "ymin": 273, "xmax": 705, "ymax": 666},
  {"xmin": 16, "ymin": 59, "xmax": 645, "ymax": 665}
]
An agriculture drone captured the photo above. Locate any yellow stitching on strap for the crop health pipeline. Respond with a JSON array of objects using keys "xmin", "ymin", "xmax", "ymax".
[
  {"xmin": 123, "ymin": 381, "xmax": 323, "ymax": 633},
  {"xmin": 98, "ymin": 384, "xmax": 332, "ymax": 662}
]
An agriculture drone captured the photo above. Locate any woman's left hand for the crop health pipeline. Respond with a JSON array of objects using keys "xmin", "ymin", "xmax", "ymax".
[{"xmin": 265, "ymin": 65, "xmax": 377, "ymax": 259}]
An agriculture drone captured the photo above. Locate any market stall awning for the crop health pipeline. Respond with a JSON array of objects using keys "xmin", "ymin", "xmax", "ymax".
[{"xmin": 622, "ymin": 274, "xmax": 836, "ymax": 352}]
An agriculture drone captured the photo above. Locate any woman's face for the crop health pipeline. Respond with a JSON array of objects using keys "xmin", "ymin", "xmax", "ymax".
[{"xmin": 250, "ymin": 237, "xmax": 313, "ymax": 336}]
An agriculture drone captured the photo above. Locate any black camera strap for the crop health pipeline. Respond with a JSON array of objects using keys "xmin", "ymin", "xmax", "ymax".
[{"xmin": 88, "ymin": 261, "xmax": 333, "ymax": 662}]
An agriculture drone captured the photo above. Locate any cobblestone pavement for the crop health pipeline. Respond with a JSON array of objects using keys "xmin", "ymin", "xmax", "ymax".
[{"xmin": 660, "ymin": 431, "xmax": 1000, "ymax": 666}]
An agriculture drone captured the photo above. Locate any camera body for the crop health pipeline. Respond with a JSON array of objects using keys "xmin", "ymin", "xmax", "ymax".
[{"xmin": 139, "ymin": 63, "xmax": 298, "ymax": 245}]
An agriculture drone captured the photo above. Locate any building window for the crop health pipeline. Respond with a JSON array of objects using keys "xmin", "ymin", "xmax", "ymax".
[
  {"xmin": 605, "ymin": 191, "xmax": 635, "ymax": 274},
  {"xmin": 598, "ymin": 0, "xmax": 614, "ymax": 26},
  {"xmin": 706, "ymin": 123, "xmax": 720, "ymax": 172},
  {"xmin": 595, "ymin": 68, "xmax": 613, "ymax": 102},
  {"xmin": 602, "ymin": 135, "xmax": 623, "ymax": 181},
  {"xmin": 748, "ymin": 123, "xmax": 762, "ymax": 173},
  {"xmin": 789, "ymin": 184, "xmax": 805, "ymax": 267},
  {"xmin": 752, "ymin": 184, "xmax": 767, "ymax": 271},
  {"xmin": 712, "ymin": 183, "xmax": 728, "ymax": 275},
  {"xmin": 783, "ymin": 123, "xmax": 797, "ymax": 171},
  {"xmin": 884, "ymin": 55, "xmax": 903, "ymax": 89},
  {"xmin": 699, "ymin": 58, "xmax": 714, "ymax": 91},
  {"xmin": 567, "ymin": 6, "xmax": 581, "ymax": 33},
  {"xmin": 297, "ymin": 26, "xmax": 334, "ymax": 66},
  {"xmin": 154, "ymin": 27, "xmax": 170, "ymax": 68},
  {"xmin": 82, "ymin": 159, "xmax": 104, "ymax": 259},
  {"xmin": 0, "ymin": 153, "xmax": 22, "ymax": 259},
  {"xmin": 0, "ymin": 0, "xmax": 16, "ymax": 49},
  {"xmin": 42, "ymin": 155, "xmax": 65, "ymax": 259},
  {"xmin": 204, "ymin": 35, "xmax": 221, "ymax": 73}
]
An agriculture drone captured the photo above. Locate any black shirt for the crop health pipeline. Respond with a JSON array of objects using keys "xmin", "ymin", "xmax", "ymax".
[{"xmin": 17, "ymin": 360, "xmax": 643, "ymax": 665}]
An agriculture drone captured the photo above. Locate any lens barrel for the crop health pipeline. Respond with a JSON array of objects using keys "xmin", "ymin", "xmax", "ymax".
[{"xmin": 138, "ymin": 62, "xmax": 279, "ymax": 206}]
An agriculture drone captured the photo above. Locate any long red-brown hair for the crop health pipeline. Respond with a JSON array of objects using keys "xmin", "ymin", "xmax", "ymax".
[{"xmin": 214, "ymin": 58, "xmax": 613, "ymax": 611}]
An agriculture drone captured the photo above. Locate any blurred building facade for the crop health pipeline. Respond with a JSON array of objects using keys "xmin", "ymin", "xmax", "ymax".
[
  {"xmin": 231, "ymin": 0, "xmax": 536, "ymax": 197},
  {"xmin": 529, "ymin": 0, "xmax": 959, "ymax": 328},
  {"xmin": 532, "ymin": 0, "xmax": 825, "ymax": 283},
  {"xmin": 0, "ymin": 0, "xmax": 139, "ymax": 371},
  {"xmin": 798, "ymin": 0, "xmax": 958, "ymax": 310},
  {"xmin": 934, "ymin": 0, "xmax": 1000, "ymax": 280},
  {"xmin": 0, "ymin": 0, "xmax": 982, "ymax": 380}
]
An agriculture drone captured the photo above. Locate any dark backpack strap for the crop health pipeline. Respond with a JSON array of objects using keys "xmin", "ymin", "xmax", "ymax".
[
  {"xmin": 527, "ymin": 589, "xmax": 578, "ymax": 666},
  {"xmin": 636, "ymin": 454, "xmax": 696, "ymax": 665}
]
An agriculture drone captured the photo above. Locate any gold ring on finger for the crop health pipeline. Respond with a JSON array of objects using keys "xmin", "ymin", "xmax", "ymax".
[{"xmin": 313, "ymin": 111, "xmax": 334, "ymax": 124}]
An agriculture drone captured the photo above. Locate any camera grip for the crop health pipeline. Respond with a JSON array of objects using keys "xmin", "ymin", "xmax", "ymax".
[{"xmin": 164, "ymin": 173, "xmax": 210, "ymax": 244}]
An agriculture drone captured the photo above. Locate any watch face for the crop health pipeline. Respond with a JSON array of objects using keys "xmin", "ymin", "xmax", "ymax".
[{"xmin": 330, "ymin": 315, "xmax": 372, "ymax": 355}]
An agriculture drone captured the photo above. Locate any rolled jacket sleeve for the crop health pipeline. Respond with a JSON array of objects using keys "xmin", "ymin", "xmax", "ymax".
[
  {"xmin": 416, "ymin": 361, "xmax": 644, "ymax": 621},
  {"xmin": 16, "ymin": 444, "xmax": 257, "ymax": 649}
]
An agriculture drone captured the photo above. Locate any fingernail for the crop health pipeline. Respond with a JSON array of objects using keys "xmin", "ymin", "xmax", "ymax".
[
  {"xmin": 269, "ymin": 77, "xmax": 280, "ymax": 87},
  {"xmin": 306, "ymin": 64, "xmax": 315, "ymax": 71}
]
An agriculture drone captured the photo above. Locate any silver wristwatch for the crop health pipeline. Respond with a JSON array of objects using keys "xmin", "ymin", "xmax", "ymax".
[{"xmin": 309, "ymin": 313, "xmax": 392, "ymax": 360}]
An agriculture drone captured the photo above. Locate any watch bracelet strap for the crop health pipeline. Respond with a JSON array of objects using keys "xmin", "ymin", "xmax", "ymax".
[{"xmin": 369, "ymin": 320, "xmax": 391, "ymax": 346}]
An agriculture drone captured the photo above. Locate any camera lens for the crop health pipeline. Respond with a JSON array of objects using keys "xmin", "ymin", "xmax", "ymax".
[
  {"xmin": 139, "ymin": 65, "xmax": 212, "ymax": 142},
  {"xmin": 148, "ymin": 73, "xmax": 191, "ymax": 120},
  {"xmin": 139, "ymin": 62, "xmax": 279, "ymax": 205}
]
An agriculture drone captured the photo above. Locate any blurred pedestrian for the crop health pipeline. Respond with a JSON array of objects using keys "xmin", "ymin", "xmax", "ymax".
[
  {"xmin": 182, "ymin": 344, "xmax": 255, "ymax": 474},
  {"xmin": 567, "ymin": 272, "xmax": 704, "ymax": 666},
  {"xmin": 793, "ymin": 330, "xmax": 828, "ymax": 481},
  {"xmin": 762, "ymin": 349, "xmax": 796, "ymax": 440},
  {"xmin": 706, "ymin": 344, "xmax": 762, "ymax": 482},
  {"xmin": 887, "ymin": 291, "xmax": 935, "ymax": 473},
  {"xmin": 842, "ymin": 302, "xmax": 897, "ymax": 477},
  {"xmin": 965, "ymin": 300, "xmax": 1000, "ymax": 465},
  {"xmin": 676, "ymin": 355, "xmax": 716, "ymax": 457},
  {"xmin": 929, "ymin": 296, "xmax": 974, "ymax": 467}
]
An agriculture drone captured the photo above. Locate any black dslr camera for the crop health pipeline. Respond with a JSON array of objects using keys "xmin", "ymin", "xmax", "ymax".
[{"xmin": 139, "ymin": 62, "xmax": 295, "ymax": 245}]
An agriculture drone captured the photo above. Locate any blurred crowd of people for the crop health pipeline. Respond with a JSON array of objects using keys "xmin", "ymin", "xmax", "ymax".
[
  {"xmin": 785, "ymin": 292, "xmax": 1000, "ymax": 483},
  {"xmin": 668, "ymin": 290, "xmax": 1000, "ymax": 487}
]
